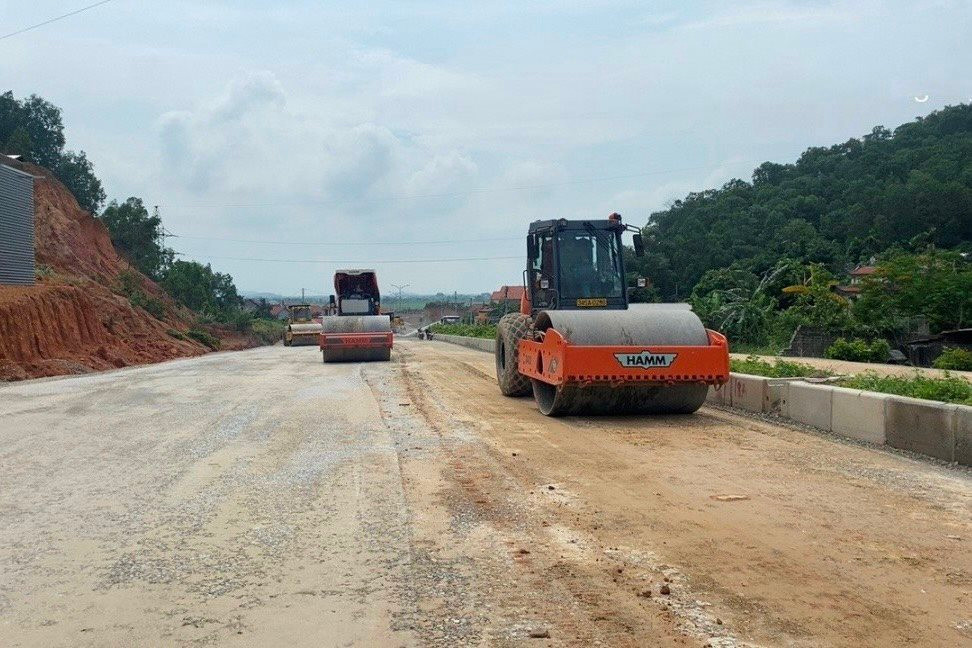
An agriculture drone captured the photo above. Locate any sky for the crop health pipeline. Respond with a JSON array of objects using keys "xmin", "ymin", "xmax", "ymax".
[{"xmin": 1, "ymin": 0, "xmax": 970, "ymax": 296}]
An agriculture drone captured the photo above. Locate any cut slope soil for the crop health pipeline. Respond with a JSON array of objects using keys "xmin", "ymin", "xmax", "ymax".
[{"xmin": 0, "ymin": 159, "xmax": 255, "ymax": 381}]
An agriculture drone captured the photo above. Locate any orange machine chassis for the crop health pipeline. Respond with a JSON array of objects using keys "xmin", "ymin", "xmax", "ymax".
[
  {"xmin": 518, "ymin": 328, "xmax": 729, "ymax": 387},
  {"xmin": 319, "ymin": 332, "xmax": 393, "ymax": 351}
]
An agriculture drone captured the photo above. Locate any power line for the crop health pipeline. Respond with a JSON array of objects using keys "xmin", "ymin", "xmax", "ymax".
[
  {"xmin": 180, "ymin": 253, "xmax": 522, "ymax": 265},
  {"xmin": 0, "ymin": 0, "xmax": 118, "ymax": 41},
  {"xmin": 171, "ymin": 233, "xmax": 521, "ymax": 246},
  {"xmin": 176, "ymin": 164, "xmax": 718, "ymax": 209}
]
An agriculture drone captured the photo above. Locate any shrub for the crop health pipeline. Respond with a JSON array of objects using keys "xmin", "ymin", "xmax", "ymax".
[
  {"xmin": 187, "ymin": 327, "xmax": 221, "ymax": 350},
  {"xmin": 825, "ymin": 337, "xmax": 890, "ymax": 363},
  {"xmin": 249, "ymin": 318, "xmax": 286, "ymax": 345},
  {"xmin": 428, "ymin": 323, "xmax": 497, "ymax": 339},
  {"xmin": 933, "ymin": 348, "xmax": 972, "ymax": 371},
  {"xmin": 166, "ymin": 328, "xmax": 187, "ymax": 341},
  {"xmin": 116, "ymin": 269, "xmax": 166, "ymax": 320},
  {"xmin": 839, "ymin": 371, "xmax": 972, "ymax": 406}
]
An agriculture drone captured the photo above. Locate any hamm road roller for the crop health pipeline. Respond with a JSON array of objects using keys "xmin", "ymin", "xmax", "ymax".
[
  {"xmin": 283, "ymin": 304, "xmax": 323, "ymax": 346},
  {"xmin": 495, "ymin": 213, "xmax": 730, "ymax": 416},
  {"xmin": 320, "ymin": 269, "xmax": 393, "ymax": 362}
]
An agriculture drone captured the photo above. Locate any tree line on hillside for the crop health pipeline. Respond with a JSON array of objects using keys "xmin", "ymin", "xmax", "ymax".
[
  {"xmin": 630, "ymin": 104, "xmax": 972, "ymax": 301},
  {"xmin": 1, "ymin": 91, "xmax": 263, "ymax": 333},
  {"xmin": 626, "ymin": 104, "xmax": 971, "ymax": 360},
  {"xmin": 0, "ymin": 92, "xmax": 106, "ymax": 214}
]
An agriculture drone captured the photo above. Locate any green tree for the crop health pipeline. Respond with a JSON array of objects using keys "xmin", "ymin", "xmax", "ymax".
[
  {"xmin": 163, "ymin": 260, "xmax": 242, "ymax": 318},
  {"xmin": 56, "ymin": 150, "xmax": 106, "ymax": 214},
  {"xmin": 0, "ymin": 91, "xmax": 106, "ymax": 213},
  {"xmin": 100, "ymin": 198, "xmax": 173, "ymax": 279},
  {"xmin": 15, "ymin": 94, "xmax": 65, "ymax": 169},
  {"xmin": 854, "ymin": 249, "xmax": 972, "ymax": 332},
  {"xmin": 776, "ymin": 264, "xmax": 855, "ymax": 333}
]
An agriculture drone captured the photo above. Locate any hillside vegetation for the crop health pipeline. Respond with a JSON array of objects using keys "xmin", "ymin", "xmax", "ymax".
[
  {"xmin": 632, "ymin": 104, "xmax": 971, "ymax": 301},
  {"xmin": 625, "ymin": 105, "xmax": 971, "ymax": 353}
]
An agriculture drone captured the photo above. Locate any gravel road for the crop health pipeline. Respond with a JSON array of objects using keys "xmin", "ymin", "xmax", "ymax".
[{"xmin": 1, "ymin": 340, "xmax": 969, "ymax": 647}]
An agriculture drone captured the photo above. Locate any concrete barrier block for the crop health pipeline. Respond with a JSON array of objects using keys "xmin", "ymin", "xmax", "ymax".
[
  {"xmin": 784, "ymin": 382, "xmax": 833, "ymax": 431},
  {"xmin": 830, "ymin": 386, "xmax": 889, "ymax": 445},
  {"xmin": 434, "ymin": 334, "xmax": 496, "ymax": 354},
  {"xmin": 885, "ymin": 396, "xmax": 956, "ymax": 462},
  {"xmin": 707, "ymin": 384, "xmax": 729, "ymax": 405},
  {"xmin": 729, "ymin": 374, "xmax": 767, "ymax": 413},
  {"xmin": 763, "ymin": 379, "xmax": 797, "ymax": 415},
  {"xmin": 955, "ymin": 405, "xmax": 972, "ymax": 467}
]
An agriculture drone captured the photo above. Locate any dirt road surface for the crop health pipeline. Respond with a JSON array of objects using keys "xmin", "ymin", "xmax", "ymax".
[{"xmin": 1, "ymin": 340, "xmax": 969, "ymax": 647}]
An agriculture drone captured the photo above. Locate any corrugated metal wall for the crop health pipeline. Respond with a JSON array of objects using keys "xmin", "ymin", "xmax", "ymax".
[{"xmin": 0, "ymin": 163, "xmax": 36, "ymax": 285}]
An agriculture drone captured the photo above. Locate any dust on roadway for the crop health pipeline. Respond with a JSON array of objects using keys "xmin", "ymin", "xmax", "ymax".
[{"xmin": 0, "ymin": 340, "xmax": 969, "ymax": 647}]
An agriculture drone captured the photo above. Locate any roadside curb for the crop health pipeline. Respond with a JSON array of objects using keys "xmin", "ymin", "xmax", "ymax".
[
  {"xmin": 709, "ymin": 373, "xmax": 970, "ymax": 466},
  {"xmin": 431, "ymin": 333, "xmax": 496, "ymax": 354}
]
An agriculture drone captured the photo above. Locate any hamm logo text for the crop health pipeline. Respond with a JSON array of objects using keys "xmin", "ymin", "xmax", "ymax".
[{"xmin": 614, "ymin": 350, "xmax": 678, "ymax": 369}]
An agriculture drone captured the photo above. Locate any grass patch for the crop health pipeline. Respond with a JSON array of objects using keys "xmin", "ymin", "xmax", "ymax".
[
  {"xmin": 249, "ymin": 318, "xmax": 286, "ymax": 345},
  {"xmin": 166, "ymin": 328, "xmax": 187, "ymax": 341},
  {"xmin": 35, "ymin": 264, "xmax": 54, "ymax": 279},
  {"xmin": 730, "ymin": 342, "xmax": 782, "ymax": 356},
  {"xmin": 187, "ymin": 327, "xmax": 221, "ymax": 350},
  {"xmin": 839, "ymin": 371, "xmax": 972, "ymax": 406},
  {"xmin": 428, "ymin": 323, "xmax": 497, "ymax": 339},
  {"xmin": 730, "ymin": 354, "xmax": 832, "ymax": 378}
]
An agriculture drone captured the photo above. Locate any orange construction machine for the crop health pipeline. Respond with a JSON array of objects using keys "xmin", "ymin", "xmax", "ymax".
[
  {"xmin": 320, "ymin": 269, "xmax": 393, "ymax": 362},
  {"xmin": 495, "ymin": 213, "xmax": 730, "ymax": 415}
]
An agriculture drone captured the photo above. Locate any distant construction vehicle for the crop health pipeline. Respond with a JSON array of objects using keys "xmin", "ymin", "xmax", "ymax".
[
  {"xmin": 319, "ymin": 270, "xmax": 393, "ymax": 362},
  {"xmin": 283, "ymin": 304, "xmax": 322, "ymax": 346},
  {"xmin": 495, "ymin": 213, "xmax": 730, "ymax": 416}
]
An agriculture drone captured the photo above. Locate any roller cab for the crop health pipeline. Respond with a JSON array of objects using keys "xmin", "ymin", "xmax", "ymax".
[
  {"xmin": 496, "ymin": 214, "xmax": 730, "ymax": 416},
  {"xmin": 320, "ymin": 270, "xmax": 393, "ymax": 362}
]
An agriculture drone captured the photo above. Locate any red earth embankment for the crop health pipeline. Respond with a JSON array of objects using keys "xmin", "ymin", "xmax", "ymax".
[{"xmin": 0, "ymin": 159, "xmax": 258, "ymax": 381}]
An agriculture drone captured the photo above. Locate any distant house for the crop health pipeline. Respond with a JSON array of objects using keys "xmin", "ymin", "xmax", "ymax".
[
  {"xmin": 270, "ymin": 304, "xmax": 289, "ymax": 320},
  {"xmin": 849, "ymin": 265, "xmax": 877, "ymax": 285},
  {"xmin": 490, "ymin": 285, "xmax": 525, "ymax": 305},
  {"xmin": 242, "ymin": 298, "xmax": 263, "ymax": 313},
  {"xmin": 835, "ymin": 264, "xmax": 878, "ymax": 300}
]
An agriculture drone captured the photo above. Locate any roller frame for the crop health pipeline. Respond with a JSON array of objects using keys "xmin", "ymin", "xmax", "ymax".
[
  {"xmin": 517, "ymin": 327, "xmax": 729, "ymax": 388},
  {"xmin": 319, "ymin": 331, "xmax": 394, "ymax": 352}
]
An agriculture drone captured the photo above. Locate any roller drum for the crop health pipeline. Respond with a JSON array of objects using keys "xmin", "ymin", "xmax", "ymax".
[
  {"xmin": 321, "ymin": 315, "xmax": 392, "ymax": 362},
  {"xmin": 321, "ymin": 315, "xmax": 392, "ymax": 335},
  {"xmin": 532, "ymin": 304, "xmax": 710, "ymax": 416},
  {"xmin": 288, "ymin": 322, "xmax": 323, "ymax": 346}
]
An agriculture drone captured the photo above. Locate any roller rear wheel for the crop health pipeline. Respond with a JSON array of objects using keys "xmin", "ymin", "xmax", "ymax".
[{"xmin": 495, "ymin": 313, "xmax": 533, "ymax": 396}]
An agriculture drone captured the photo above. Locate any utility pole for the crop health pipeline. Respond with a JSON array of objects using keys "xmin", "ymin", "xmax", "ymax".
[
  {"xmin": 391, "ymin": 283, "xmax": 409, "ymax": 311},
  {"xmin": 301, "ymin": 288, "xmax": 305, "ymax": 302},
  {"xmin": 155, "ymin": 205, "xmax": 172, "ymax": 249}
]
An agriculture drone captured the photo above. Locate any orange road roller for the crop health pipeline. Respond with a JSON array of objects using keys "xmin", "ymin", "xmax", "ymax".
[
  {"xmin": 320, "ymin": 269, "xmax": 393, "ymax": 362},
  {"xmin": 495, "ymin": 214, "xmax": 730, "ymax": 415}
]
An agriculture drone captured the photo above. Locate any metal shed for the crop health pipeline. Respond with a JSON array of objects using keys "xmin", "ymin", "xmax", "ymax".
[{"xmin": 0, "ymin": 161, "xmax": 36, "ymax": 285}]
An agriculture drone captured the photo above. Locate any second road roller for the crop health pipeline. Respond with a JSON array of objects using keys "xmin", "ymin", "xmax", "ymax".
[
  {"xmin": 320, "ymin": 269, "xmax": 393, "ymax": 362},
  {"xmin": 495, "ymin": 213, "xmax": 730, "ymax": 416}
]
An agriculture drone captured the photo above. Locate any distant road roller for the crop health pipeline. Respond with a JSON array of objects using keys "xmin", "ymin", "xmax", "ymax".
[
  {"xmin": 320, "ymin": 269, "xmax": 393, "ymax": 362},
  {"xmin": 283, "ymin": 304, "xmax": 323, "ymax": 346},
  {"xmin": 495, "ymin": 213, "xmax": 730, "ymax": 416}
]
